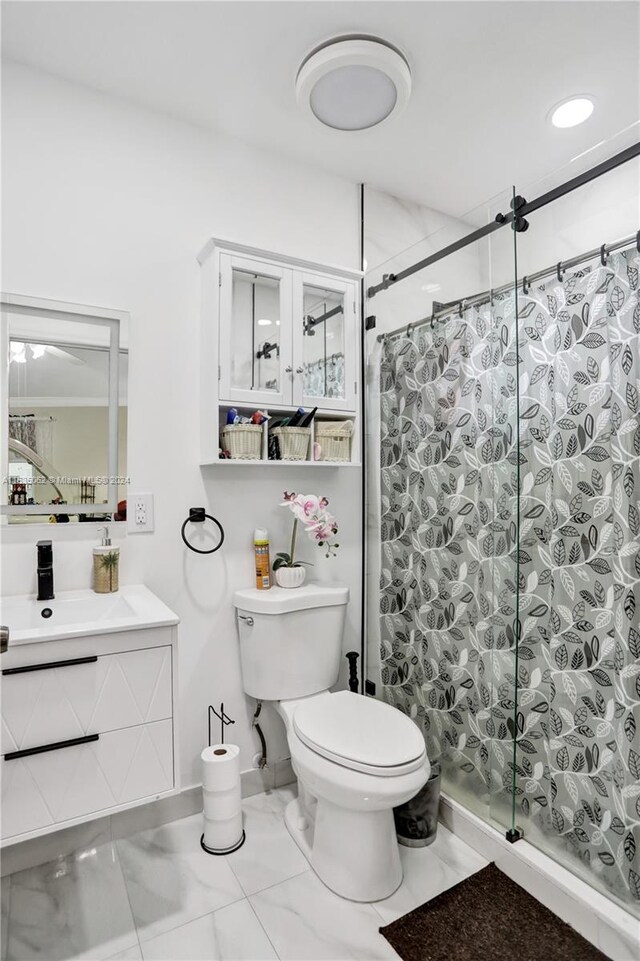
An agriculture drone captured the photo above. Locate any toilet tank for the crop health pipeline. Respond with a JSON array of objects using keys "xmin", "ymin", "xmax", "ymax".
[{"xmin": 233, "ymin": 585, "xmax": 349, "ymax": 700}]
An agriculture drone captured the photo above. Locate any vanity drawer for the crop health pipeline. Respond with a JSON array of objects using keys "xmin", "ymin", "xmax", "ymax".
[
  {"xmin": 1, "ymin": 646, "xmax": 172, "ymax": 754},
  {"xmin": 1, "ymin": 718, "xmax": 174, "ymax": 841}
]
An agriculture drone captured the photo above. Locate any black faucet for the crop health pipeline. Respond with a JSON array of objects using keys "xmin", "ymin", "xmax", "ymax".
[{"xmin": 36, "ymin": 540, "xmax": 54, "ymax": 601}]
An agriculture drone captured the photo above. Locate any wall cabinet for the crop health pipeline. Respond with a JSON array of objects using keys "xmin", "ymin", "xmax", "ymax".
[
  {"xmin": 199, "ymin": 240, "xmax": 362, "ymax": 465},
  {"xmin": 1, "ymin": 627, "xmax": 178, "ymax": 845}
]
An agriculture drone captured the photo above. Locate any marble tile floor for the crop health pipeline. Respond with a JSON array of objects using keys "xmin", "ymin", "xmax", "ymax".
[{"xmin": 1, "ymin": 785, "xmax": 488, "ymax": 961}]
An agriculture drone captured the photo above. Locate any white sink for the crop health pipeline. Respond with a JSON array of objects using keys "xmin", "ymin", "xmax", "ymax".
[{"xmin": 0, "ymin": 585, "xmax": 179, "ymax": 646}]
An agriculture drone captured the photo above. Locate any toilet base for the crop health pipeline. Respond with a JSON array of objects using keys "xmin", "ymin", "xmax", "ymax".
[{"xmin": 284, "ymin": 795, "xmax": 403, "ymax": 902}]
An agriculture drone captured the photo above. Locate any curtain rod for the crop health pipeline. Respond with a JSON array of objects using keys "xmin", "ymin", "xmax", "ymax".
[
  {"xmin": 376, "ymin": 231, "xmax": 639, "ymax": 343},
  {"xmin": 367, "ymin": 140, "xmax": 640, "ymax": 300}
]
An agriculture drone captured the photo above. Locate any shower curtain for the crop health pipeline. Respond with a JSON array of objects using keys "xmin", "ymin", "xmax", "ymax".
[{"xmin": 379, "ymin": 249, "xmax": 640, "ymax": 908}]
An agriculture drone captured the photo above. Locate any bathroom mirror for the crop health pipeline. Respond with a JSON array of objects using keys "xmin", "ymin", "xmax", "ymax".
[
  {"xmin": 230, "ymin": 267, "xmax": 282, "ymax": 394},
  {"xmin": 302, "ymin": 282, "xmax": 346, "ymax": 400},
  {"xmin": 1, "ymin": 294, "xmax": 128, "ymax": 522}
]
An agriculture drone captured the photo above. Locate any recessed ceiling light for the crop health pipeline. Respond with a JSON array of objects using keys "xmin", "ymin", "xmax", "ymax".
[
  {"xmin": 296, "ymin": 37, "xmax": 411, "ymax": 131},
  {"xmin": 257, "ymin": 319, "xmax": 272, "ymax": 326},
  {"xmin": 550, "ymin": 96, "xmax": 594, "ymax": 129}
]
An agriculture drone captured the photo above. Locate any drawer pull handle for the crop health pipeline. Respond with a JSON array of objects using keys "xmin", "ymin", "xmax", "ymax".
[
  {"xmin": 4, "ymin": 734, "xmax": 99, "ymax": 761},
  {"xmin": 2, "ymin": 655, "xmax": 98, "ymax": 676}
]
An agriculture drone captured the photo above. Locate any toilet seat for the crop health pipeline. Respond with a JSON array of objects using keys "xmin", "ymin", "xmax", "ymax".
[{"xmin": 292, "ymin": 691, "xmax": 426, "ymax": 777}]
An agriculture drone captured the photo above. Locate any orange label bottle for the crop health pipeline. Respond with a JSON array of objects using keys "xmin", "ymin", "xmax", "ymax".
[{"xmin": 254, "ymin": 528, "xmax": 271, "ymax": 590}]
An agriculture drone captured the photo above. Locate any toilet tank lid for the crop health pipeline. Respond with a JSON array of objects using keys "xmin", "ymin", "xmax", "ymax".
[{"xmin": 233, "ymin": 584, "xmax": 349, "ymax": 614}]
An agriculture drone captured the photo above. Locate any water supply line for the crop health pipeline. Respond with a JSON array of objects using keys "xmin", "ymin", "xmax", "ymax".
[{"xmin": 252, "ymin": 701, "xmax": 267, "ymax": 769}]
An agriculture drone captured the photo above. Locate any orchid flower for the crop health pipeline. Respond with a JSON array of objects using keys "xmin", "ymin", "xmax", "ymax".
[{"xmin": 274, "ymin": 492, "xmax": 340, "ymax": 570}]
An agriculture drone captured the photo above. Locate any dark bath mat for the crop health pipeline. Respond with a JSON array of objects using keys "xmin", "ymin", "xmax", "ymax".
[{"xmin": 380, "ymin": 863, "xmax": 608, "ymax": 961}]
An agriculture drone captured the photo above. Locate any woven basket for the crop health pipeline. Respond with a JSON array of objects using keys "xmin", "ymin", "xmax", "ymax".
[
  {"xmin": 272, "ymin": 426, "xmax": 311, "ymax": 461},
  {"xmin": 315, "ymin": 421, "xmax": 354, "ymax": 462},
  {"xmin": 222, "ymin": 424, "xmax": 263, "ymax": 460}
]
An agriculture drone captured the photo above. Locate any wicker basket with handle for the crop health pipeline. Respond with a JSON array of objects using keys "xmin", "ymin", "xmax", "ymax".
[
  {"xmin": 314, "ymin": 420, "xmax": 354, "ymax": 462},
  {"xmin": 221, "ymin": 424, "xmax": 263, "ymax": 460}
]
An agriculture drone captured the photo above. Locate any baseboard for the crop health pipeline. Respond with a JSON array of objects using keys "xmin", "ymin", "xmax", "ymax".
[
  {"xmin": 1, "ymin": 758, "xmax": 296, "ymax": 877},
  {"xmin": 440, "ymin": 794, "xmax": 640, "ymax": 961}
]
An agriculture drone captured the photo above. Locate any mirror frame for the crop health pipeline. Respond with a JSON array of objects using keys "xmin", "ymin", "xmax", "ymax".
[{"xmin": 1, "ymin": 293, "xmax": 128, "ymax": 518}]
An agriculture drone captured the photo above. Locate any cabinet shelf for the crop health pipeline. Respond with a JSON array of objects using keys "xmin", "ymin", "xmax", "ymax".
[{"xmin": 200, "ymin": 459, "xmax": 361, "ymax": 467}]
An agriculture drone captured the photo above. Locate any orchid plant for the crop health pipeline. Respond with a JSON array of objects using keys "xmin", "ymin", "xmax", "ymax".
[{"xmin": 273, "ymin": 492, "xmax": 339, "ymax": 570}]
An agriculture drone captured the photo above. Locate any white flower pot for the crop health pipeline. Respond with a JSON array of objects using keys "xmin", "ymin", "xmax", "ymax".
[{"xmin": 275, "ymin": 566, "xmax": 306, "ymax": 589}]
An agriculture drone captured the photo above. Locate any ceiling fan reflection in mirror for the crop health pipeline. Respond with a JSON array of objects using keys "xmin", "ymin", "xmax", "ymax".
[{"xmin": 9, "ymin": 341, "xmax": 84, "ymax": 365}]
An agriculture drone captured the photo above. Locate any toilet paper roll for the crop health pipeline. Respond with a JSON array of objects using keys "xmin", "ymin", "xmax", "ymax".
[
  {"xmin": 203, "ymin": 812, "xmax": 243, "ymax": 852},
  {"xmin": 201, "ymin": 744, "xmax": 241, "ymax": 791},
  {"xmin": 200, "ymin": 743, "xmax": 244, "ymax": 853}
]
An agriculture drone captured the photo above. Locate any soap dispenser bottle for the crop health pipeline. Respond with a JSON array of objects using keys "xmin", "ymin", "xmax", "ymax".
[{"xmin": 93, "ymin": 526, "xmax": 120, "ymax": 593}]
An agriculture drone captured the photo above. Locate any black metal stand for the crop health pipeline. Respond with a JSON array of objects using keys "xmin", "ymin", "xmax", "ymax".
[
  {"xmin": 200, "ymin": 704, "xmax": 245, "ymax": 856},
  {"xmin": 200, "ymin": 831, "xmax": 246, "ymax": 856},
  {"xmin": 208, "ymin": 703, "xmax": 234, "ymax": 746}
]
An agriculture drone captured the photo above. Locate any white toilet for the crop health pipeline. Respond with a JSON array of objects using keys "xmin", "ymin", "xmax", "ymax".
[{"xmin": 234, "ymin": 584, "xmax": 430, "ymax": 902}]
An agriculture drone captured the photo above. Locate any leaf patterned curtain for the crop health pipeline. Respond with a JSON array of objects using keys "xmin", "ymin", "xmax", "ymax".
[
  {"xmin": 303, "ymin": 353, "xmax": 345, "ymax": 399},
  {"xmin": 379, "ymin": 248, "xmax": 640, "ymax": 909},
  {"xmin": 517, "ymin": 249, "xmax": 639, "ymax": 907},
  {"xmin": 379, "ymin": 292, "xmax": 519, "ymax": 812},
  {"xmin": 9, "ymin": 414, "xmax": 38, "ymax": 451}
]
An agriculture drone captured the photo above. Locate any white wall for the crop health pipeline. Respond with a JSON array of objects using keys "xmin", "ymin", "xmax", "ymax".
[{"xmin": 1, "ymin": 61, "xmax": 361, "ymax": 787}]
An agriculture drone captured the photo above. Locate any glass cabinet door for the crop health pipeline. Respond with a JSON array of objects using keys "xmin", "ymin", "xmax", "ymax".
[
  {"xmin": 294, "ymin": 274, "xmax": 357, "ymax": 411},
  {"xmin": 218, "ymin": 254, "xmax": 293, "ymax": 406}
]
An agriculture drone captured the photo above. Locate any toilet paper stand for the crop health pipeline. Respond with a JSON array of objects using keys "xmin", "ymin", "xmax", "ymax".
[
  {"xmin": 200, "ymin": 703, "xmax": 246, "ymax": 856},
  {"xmin": 208, "ymin": 702, "xmax": 234, "ymax": 747}
]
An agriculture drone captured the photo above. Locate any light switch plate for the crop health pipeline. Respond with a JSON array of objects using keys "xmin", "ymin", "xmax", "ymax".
[{"xmin": 128, "ymin": 492, "xmax": 154, "ymax": 533}]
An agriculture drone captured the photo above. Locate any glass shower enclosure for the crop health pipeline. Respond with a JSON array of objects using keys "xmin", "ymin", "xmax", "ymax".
[{"xmin": 364, "ymin": 139, "xmax": 640, "ymax": 916}]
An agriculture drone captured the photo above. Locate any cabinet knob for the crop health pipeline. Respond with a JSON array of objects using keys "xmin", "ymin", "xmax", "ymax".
[
  {"xmin": 295, "ymin": 366, "xmax": 304, "ymax": 374},
  {"xmin": 285, "ymin": 366, "xmax": 293, "ymax": 373}
]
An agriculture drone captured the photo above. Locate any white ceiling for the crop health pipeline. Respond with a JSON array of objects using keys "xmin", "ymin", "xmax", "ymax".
[{"xmin": 2, "ymin": 1, "xmax": 639, "ymax": 218}]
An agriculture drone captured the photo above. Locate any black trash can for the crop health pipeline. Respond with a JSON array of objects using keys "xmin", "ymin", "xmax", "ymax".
[{"xmin": 393, "ymin": 760, "xmax": 441, "ymax": 847}]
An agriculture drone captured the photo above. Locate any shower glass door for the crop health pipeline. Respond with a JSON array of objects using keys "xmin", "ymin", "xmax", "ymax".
[
  {"xmin": 512, "ymin": 137, "xmax": 640, "ymax": 915},
  {"xmin": 365, "ymin": 185, "xmax": 521, "ymax": 838}
]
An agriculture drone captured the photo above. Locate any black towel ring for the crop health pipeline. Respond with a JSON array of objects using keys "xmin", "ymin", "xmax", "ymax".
[{"xmin": 181, "ymin": 507, "xmax": 224, "ymax": 554}]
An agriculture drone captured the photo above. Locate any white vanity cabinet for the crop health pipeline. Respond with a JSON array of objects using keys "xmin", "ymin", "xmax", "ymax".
[
  {"xmin": 199, "ymin": 240, "xmax": 362, "ymax": 465},
  {"xmin": 1, "ymin": 625, "xmax": 178, "ymax": 845}
]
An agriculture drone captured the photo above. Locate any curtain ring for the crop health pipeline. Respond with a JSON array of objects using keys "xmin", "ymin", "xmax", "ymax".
[
  {"xmin": 556, "ymin": 262, "xmax": 565, "ymax": 282},
  {"xmin": 458, "ymin": 301, "xmax": 464, "ymax": 318},
  {"xmin": 600, "ymin": 243, "xmax": 608, "ymax": 267},
  {"xmin": 636, "ymin": 230, "xmax": 640, "ymax": 253},
  {"xmin": 406, "ymin": 322, "xmax": 414, "ymax": 339},
  {"xmin": 522, "ymin": 276, "xmax": 530, "ymax": 295}
]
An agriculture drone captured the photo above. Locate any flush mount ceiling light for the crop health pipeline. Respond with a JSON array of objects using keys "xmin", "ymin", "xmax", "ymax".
[
  {"xmin": 296, "ymin": 37, "xmax": 411, "ymax": 131},
  {"xmin": 550, "ymin": 96, "xmax": 594, "ymax": 129}
]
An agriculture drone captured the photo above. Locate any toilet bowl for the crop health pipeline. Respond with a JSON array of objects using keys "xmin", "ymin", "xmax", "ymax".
[
  {"xmin": 277, "ymin": 690, "xmax": 429, "ymax": 902},
  {"xmin": 233, "ymin": 584, "xmax": 430, "ymax": 902}
]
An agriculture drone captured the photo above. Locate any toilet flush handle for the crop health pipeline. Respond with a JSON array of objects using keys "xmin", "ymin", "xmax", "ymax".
[{"xmin": 238, "ymin": 614, "xmax": 254, "ymax": 627}]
